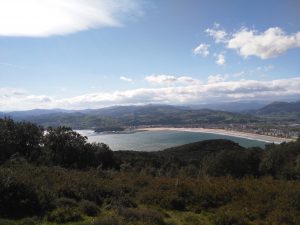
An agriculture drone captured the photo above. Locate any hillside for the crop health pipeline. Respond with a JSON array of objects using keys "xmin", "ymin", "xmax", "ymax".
[
  {"xmin": 1, "ymin": 118, "xmax": 300, "ymax": 225},
  {"xmin": 253, "ymin": 101, "xmax": 300, "ymax": 122},
  {"xmin": 1, "ymin": 104, "xmax": 259, "ymax": 130}
]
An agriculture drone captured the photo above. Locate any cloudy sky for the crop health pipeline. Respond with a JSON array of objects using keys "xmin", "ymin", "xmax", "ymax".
[{"xmin": 0, "ymin": 0, "xmax": 300, "ymax": 110}]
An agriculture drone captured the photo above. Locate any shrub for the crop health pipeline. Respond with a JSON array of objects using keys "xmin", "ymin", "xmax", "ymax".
[
  {"xmin": 182, "ymin": 214, "xmax": 208, "ymax": 225},
  {"xmin": 161, "ymin": 196, "xmax": 186, "ymax": 211},
  {"xmin": 0, "ymin": 179, "xmax": 41, "ymax": 218},
  {"xmin": 91, "ymin": 217, "xmax": 121, "ymax": 225},
  {"xmin": 80, "ymin": 200, "xmax": 101, "ymax": 216},
  {"xmin": 53, "ymin": 197, "xmax": 78, "ymax": 208},
  {"xmin": 118, "ymin": 208, "xmax": 165, "ymax": 225},
  {"xmin": 105, "ymin": 196, "xmax": 137, "ymax": 209},
  {"xmin": 18, "ymin": 217, "xmax": 38, "ymax": 225},
  {"xmin": 47, "ymin": 207, "xmax": 82, "ymax": 223},
  {"xmin": 213, "ymin": 210, "xmax": 249, "ymax": 225}
]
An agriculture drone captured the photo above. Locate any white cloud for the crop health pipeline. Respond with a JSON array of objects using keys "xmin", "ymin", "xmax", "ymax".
[
  {"xmin": 193, "ymin": 43, "xmax": 210, "ymax": 56},
  {"xmin": 227, "ymin": 27, "xmax": 300, "ymax": 59},
  {"xmin": 145, "ymin": 75, "xmax": 200, "ymax": 85},
  {"xmin": 215, "ymin": 53, "xmax": 225, "ymax": 66},
  {"xmin": 0, "ymin": 0, "xmax": 142, "ymax": 37},
  {"xmin": 207, "ymin": 74, "xmax": 228, "ymax": 83},
  {"xmin": 1, "ymin": 77, "xmax": 300, "ymax": 110},
  {"xmin": 206, "ymin": 24, "xmax": 227, "ymax": 43},
  {"xmin": 120, "ymin": 76, "xmax": 133, "ymax": 82},
  {"xmin": 0, "ymin": 87, "xmax": 53, "ymax": 111},
  {"xmin": 145, "ymin": 75, "xmax": 177, "ymax": 84}
]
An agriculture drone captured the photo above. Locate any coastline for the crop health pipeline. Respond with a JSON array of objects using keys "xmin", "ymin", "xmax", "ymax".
[{"xmin": 137, "ymin": 127, "xmax": 294, "ymax": 144}]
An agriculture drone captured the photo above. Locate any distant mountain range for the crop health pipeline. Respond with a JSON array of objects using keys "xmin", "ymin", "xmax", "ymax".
[
  {"xmin": 252, "ymin": 101, "xmax": 300, "ymax": 122},
  {"xmin": 189, "ymin": 101, "xmax": 269, "ymax": 112},
  {"xmin": 1, "ymin": 101, "xmax": 300, "ymax": 129},
  {"xmin": 0, "ymin": 104, "xmax": 258, "ymax": 129}
]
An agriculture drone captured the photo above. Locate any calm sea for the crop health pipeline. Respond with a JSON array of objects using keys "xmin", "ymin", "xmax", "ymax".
[{"xmin": 76, "ymin": 130, "xmax": 267, "ymax": 151}]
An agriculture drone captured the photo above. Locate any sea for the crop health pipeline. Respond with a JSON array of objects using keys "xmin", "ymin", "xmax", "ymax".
[{"xmin": 76, "ymin": 130, "xmax": 267, "ymax": 151}]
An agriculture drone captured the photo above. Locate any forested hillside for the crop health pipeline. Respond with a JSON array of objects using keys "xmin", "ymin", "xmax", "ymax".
[
  {"xmin": 253, "ymin": 101, "xmax": 300, "ymax": 122},
  {"xmin": 1, "ymin": 105, "xmax": 260, "ymax": 130},
  {"xmin": 0, "ymin": 118, "xmax": 300, "ymax": 225}
]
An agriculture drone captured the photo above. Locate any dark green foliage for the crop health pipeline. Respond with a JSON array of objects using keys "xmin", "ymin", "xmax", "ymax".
[
  {"xmin": 1, "ymin": 119, "xmax": 300, "ymax": 224},
  {"xmin": 43, "ymin": 127, "xmax": 115, "ymax": 169},
  {"xmin": 0, "ymin": 174, "xmax": 41, "ymax": 218},
  {"xmin": 0, "ymin": 118, "xmax": 43, "ymax": 163},
  {"xmin": 47, "ymin": 207, "xmax": 82, "ymax": 223},
  {"xmin": 91, "ymin": 217, "xmax": 121, "ymax": 225},
  {"xmin": 79, "ymin": 200, "xmax": 100, "ymax": 216},
  {"xmin": 213, "ymin": 210, "xmax": 249, "ymax": 225},
  {"xmin": 260, "ymin": 140, "xmax": 300, "ymax": 179},
  {"xmin": 106, "ymin": 196, "xmax": 137, "ymax": 209},
  {"xmin": 18, "ymin": 218, "xmax": 38, "ymax": 225},
  {"xmin": 0, "ymin": 164, "xmax": 299, "ymax": 224},
  {"xmin": 0, "ymin": 118, "xmax": 116, "ymax": 169},
  {"xmin": 161, "ymin": 196, "xmax": 186, "ymax": 211},
  {"xmin": 53, "ymin": 197, "xmax": 78, "ymax": 208},
  {"xmin": 94, "ymin": 126, "xmax": 124, "ymax": 132},
  {"xmin": 118, "ymin": 207, "xmax": 166, "ymax": 225}
]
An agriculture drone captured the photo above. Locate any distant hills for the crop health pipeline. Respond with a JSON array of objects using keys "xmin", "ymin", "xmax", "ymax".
[
  {"xmin": 252, "ymin": 101, "xmax": 300, "ymax": 122},
  {"xmin": 1, "ymin": 100, "xmax": 300, "ymax": 129},
  {"xmin": 189, "ymin": 101, "xmax": 269, "ymax": 112},
  {"xmin": 0, "ymin": 104, "xmax": 258, "ymax": 129}
]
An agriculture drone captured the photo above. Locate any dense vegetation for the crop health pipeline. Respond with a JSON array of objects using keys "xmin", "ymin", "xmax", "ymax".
[{"xmin": 0, "ymin": 118, "xmax": 300, "ymax": 225}]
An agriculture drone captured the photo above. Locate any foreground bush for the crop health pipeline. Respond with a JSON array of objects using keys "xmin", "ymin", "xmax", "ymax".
[
  {"xmin": 47, "ymin": 207, "xmax": 82, "ymax": 223},
  {"xmin": 91, "ymin": 217, "xmax": 121, "ymax": 225},
  {"xmin": 0, "ymin": 163, "xmax": 300, "ymax": 224},
  {"xmin": 80, "ymin": 200, "xmax": 101, "ymax": 216},
  {"xmin": 118, "ymin": 207, "xmax": 166, "ymax": 225},
  {"xmin": 0, "ymin": 176, "xmax": 41, "ymax": 218},
  {"xmin": 213, "ymin": 210, "xmax": 249, "ymax": 225}
]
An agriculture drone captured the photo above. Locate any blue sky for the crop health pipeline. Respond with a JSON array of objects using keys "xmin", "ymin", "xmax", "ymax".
[{"xmin": 0, "ymin": 0, "xmax": 300, "ymax": 110}]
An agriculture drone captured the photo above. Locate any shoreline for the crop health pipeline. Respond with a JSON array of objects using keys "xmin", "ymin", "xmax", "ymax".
[{"xmin": 136, "ymin": 127, "xmax": 294, "ymax": 144}]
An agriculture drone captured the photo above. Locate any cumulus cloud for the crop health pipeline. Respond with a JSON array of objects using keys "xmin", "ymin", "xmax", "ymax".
[
  {"xmin": 1, "ymin": 77, "xmax": 300, "ymax": 110},
  {"xmin": 215, "ymin": 53, "xmax": 225, "ymax": 65},
  {"xmin": 120, "ymin": 76, "xmax": 133, "ymax": 82},
  {"xmin": 203, "ymin": 24, "xmax": 300, "ymax": 59},
  {"xmin": 193, "ymin": 43, "xmax": 210, "ymax": 56},
  {"xmin": 145, "ymin": 75, "xmax": 200, "ymax": 85},
  {"xmin": 0, "ymin": 0, "xmax": 142, "ymax": 37},
  {"xmin": 206, "ymin": 23, "xmax": 227, "ymax": 43},
  {"xmin": 227, "ymin": 27, "xmax": 300, "ymax": 59}
]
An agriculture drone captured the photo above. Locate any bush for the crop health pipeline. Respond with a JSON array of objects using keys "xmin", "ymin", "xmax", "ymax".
[
  {"xmin": 80, "ymin": 200, "xmax": 101, "ymax": 216},
  {"xmin": 53, "ymin": 197, "xmax": 78, "ymax": 208},
  {"xmin": 18, "ymin": 217, "xmax": 38, "ymax": 225},
  {"xmin": 91, "ymin": 217, "xmax": 121, "ymax": 225},
  {"xmin": 105, "ymin": 196, "xmax": 137, "ymax": 209},
  {"xmin": 47, "ymin": 207, "xmax": 82, "ymax": 223},
  {"xmin": 0, "ymin": 178, "xmax": 41, "ymax": 218},
  {"xmin": 118, "ymin": 208, "xmax": 165, "ymax": 225},
  {"xmin": 213, "ymin": 210, "xmax": 249, "ymax": 225},
  {"xmin": 161, "ymin": 196, "xmax": 186, "ymax": 211}
]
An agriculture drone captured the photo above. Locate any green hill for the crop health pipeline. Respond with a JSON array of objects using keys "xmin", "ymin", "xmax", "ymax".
[
  {"xmin": 253, "ymin": 101, "xmax": 300, "ymax": 122},
  {"xmin": 2, "ymin": 105, "xmax": 259, "ymax": 130}
]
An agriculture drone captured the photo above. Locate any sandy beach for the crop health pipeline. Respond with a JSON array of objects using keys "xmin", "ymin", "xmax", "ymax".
[{"xmin": 137, "ymin": 127, "xmax": 294, "ymax": 144}]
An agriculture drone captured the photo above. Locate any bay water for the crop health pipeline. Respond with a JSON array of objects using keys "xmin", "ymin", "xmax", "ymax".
[{"xmin": 77, "ymin": 130, "xmax": 267, "ymax": 151}]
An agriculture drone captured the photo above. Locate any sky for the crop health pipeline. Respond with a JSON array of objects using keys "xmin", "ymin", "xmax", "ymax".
[{"xmin": 0, "ymin": 0, "xmax": 300, "ymax": 110}]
